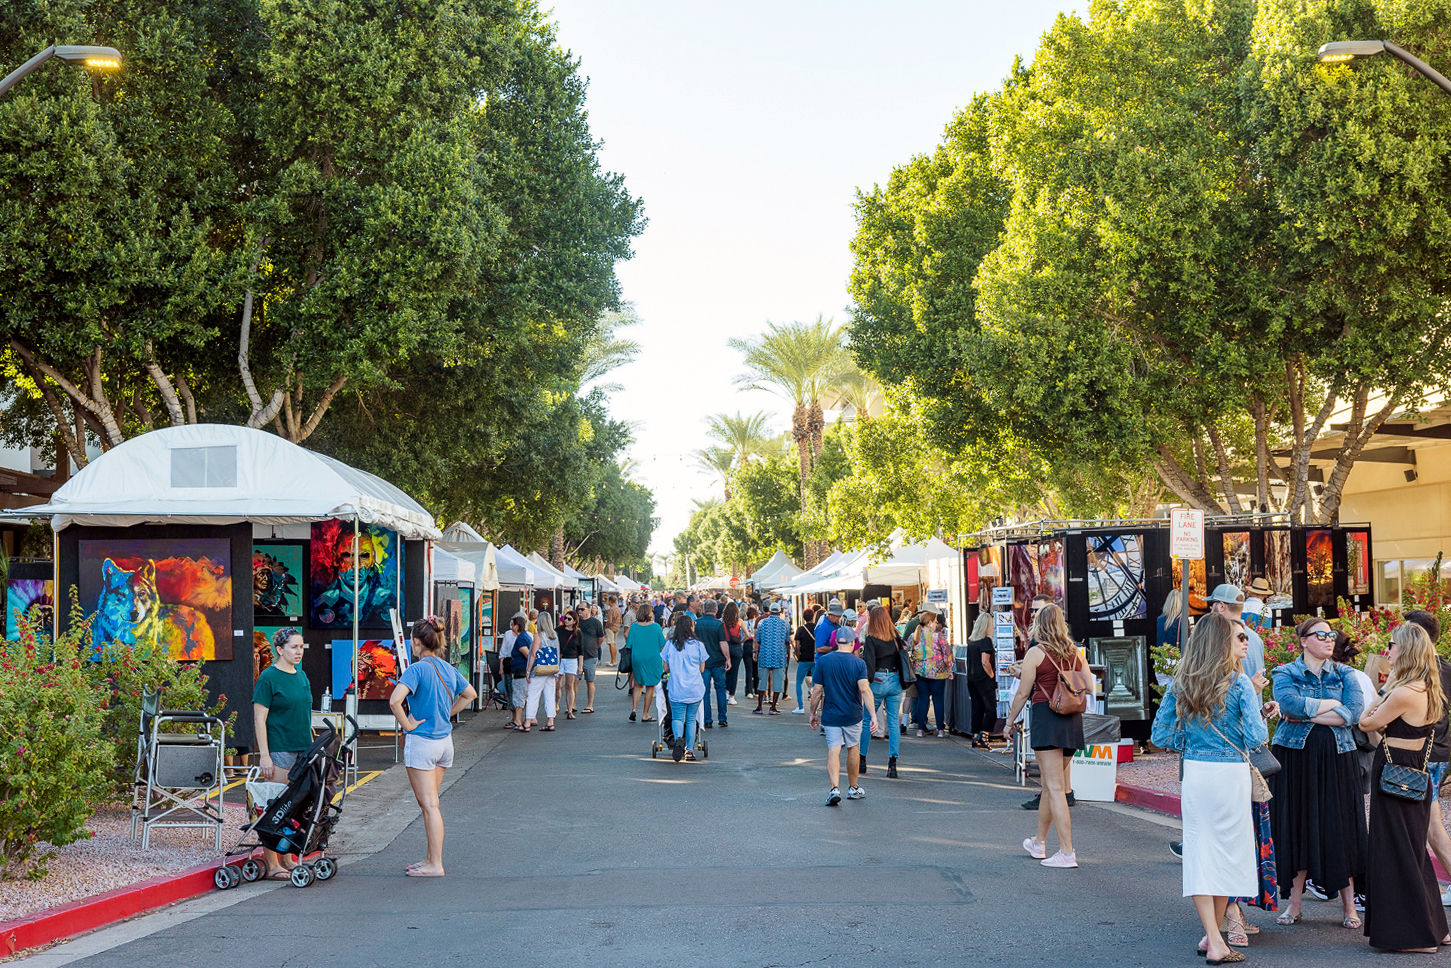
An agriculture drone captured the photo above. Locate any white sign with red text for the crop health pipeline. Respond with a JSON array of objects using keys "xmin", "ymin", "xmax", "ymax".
[{"xmin": 1170, "ymin": 508, "xmax": 1205, "ymax": 560}]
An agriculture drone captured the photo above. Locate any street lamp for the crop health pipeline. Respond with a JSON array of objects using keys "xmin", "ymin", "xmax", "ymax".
[
  {"xmin": 0, "ymin": 45, "xmax": 123, "ymax": 99},
  {"xmin": 1317, "ymin": 40, "xmax": 1451, "ymax": 97}
]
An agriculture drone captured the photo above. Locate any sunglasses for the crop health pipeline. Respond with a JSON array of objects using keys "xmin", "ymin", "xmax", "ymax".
[
  {"xmin": 1236, "ymin": 633, "xmax": 1249, "ymax": 642},
  {"xmin": 1303, "ymin": 630, "xmax": 1334, "ymax": 642}
]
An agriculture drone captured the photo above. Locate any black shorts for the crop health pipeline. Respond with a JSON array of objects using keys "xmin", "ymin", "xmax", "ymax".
[{"xmin": 1030, "ymin": 700, "xmax": 1084, "ymax": 752}]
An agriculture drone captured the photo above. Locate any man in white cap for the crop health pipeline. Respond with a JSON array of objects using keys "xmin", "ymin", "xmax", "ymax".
[
  {"xmin": 754, "ymin": 601, "xmax": 791, "ymax": 714},
  {"xmin": 808, "ymin": 624, "xmax": 877, "ymax": 806}
]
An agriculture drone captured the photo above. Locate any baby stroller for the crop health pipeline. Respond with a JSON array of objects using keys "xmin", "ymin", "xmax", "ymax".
[
  {"xmin": 650, "ymin": 670, "xmax": 708, "ymax": 761},
  {"xmin": 214, "ymin": 718, "xmax": 355, "ymax": 889}
]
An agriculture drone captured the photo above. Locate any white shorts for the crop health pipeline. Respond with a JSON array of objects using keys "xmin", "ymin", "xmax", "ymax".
[
  {"xmin": 404, "ymin": 733, "xmax": 455, "ymax": 771},
  {"xmin": 561, "ymin": 657, "xmax": 580, "ymax": 675},
  {"xmin": 824, "ymin": 723, "xmax": 863, "ymax": 749},
  {"xmin": 605, "ymin": 629, "xmax": 618, "ymax": 646}
]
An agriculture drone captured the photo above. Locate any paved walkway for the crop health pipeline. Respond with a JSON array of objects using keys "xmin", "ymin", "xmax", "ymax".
[{"xmin": 51, "ymin": 672, "xmax": 1402, "ymax": 967}]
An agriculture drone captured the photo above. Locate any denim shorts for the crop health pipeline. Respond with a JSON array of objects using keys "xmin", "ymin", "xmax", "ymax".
[
  {"xmin": 581, "ymin": 657, "xmax": 598, "ymax": 682},
  {"xmin": 404, "ymin": 733, "xmax": 454, "ymax": 771},
  {"xmin": 561, "ymin": 657, "xmax": 580, "ymax": 675},
  {"xmin": 1432, "ymin": 761, "xmax": 1448, "ymax": 802},
  {"xmin": 512, "ymin": 676, "xmax": 529, "ymax": 709},
  {"xmin": 270, "ymin": 750, "xmax": 301, "ymax": 770},
  {"xmin": 824, "ymin": 722, "xmax": 863, "ymax": 749}
]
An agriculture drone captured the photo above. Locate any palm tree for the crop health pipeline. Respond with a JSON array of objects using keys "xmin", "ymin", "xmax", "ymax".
[
  {"xmin": 693, "ymin": 446, "xmax": 736, "ymax": 500},
  {"xmin": 579, "ymin": 304, "xmax": 643, "ymax": 393},
  {"xmin": 835, "ymin": 368, "xmax": 884, "ymax": 423},
  {"xmin": 705, "ymin": 411, "xmax": 774, "ymax": 467},
  {"xmin": 728, "ymin": 316, "xmax": 847, "ymax": 565}
]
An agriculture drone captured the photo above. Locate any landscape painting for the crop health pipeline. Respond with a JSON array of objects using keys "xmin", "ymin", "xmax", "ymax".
[
  {"xmin": 1223, "ymin": 532, "xmax": 1251, "ymax": 593},
  {"xmin": 1306, "ymin": 529, "xmax": 1334, "ymax": 610},
  {"xmin": 1347, "ymin": 532, "xmax": 1371, "ymax": 596},
  {"xmin": 310, "ymin": 520, "xmax": 401, "ymax": 629},
  {"xmin": 1265, "ymin": 530, "xmax": 1293, "ymax": 610},
  {"xmin": 80, "ymin": 538, "xmax": 232, "ymax": 661}
]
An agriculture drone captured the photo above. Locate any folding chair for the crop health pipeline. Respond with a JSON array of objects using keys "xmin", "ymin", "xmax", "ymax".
[{"xmin": 130, "ymin": 687, "xmax": 227, "ymax": 850}]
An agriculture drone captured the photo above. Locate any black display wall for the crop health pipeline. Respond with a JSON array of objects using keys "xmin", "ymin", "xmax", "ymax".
[{"xmin": 58, "ymin": 522, "xmax": 256, "ymax": 749}]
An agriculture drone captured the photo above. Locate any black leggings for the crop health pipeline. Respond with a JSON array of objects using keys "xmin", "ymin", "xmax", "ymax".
[{"xmin": 968, "ymin": 678, "xmax": 997, "ymax": 734}]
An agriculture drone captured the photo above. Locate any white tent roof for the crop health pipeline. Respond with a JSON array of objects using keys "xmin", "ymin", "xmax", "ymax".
[
  {"xmin": 791, "ymin": 549, "xmax": 872, "ymax": 595},
  {"xmin": 527, "ymin": 552, "xmax": 578, "ymax": 589},
  {"xmin": 436, "ymin": 541, "xmax": 500, "ymax": 591},
  {"xmin": 19, "ymin": 424, "xmax": 440, "ymax": 537},
  {"xmin": 864, "ymin": 541, "xmax": 927, "ymax": 587},
  {"xmin": 493, "ymin": 544, "xmax": 537, "ymax": 588},
  {"xmin": 751, "ymin": 550, "xmax": 802, "ymax": 587},
  {"xmin": 442, "ymin": 520, "xmax": 487, "ymax": 543},
  {"xmin": 431, "ymin": 546, "xmax": 478, "ymax": 585},
  {"xmin": 773, "ymin": 549, "xmax": 846, "ymax": 592},
  {"xmin": 594, "ymin": 573, "xmax": 628, "ymax": 594}
]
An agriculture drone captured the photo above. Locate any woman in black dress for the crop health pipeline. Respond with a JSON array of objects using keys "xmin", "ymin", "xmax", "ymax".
[
  {"xmin": 965, "ymin": 612, "xmax": 997, "ymax": 748},
  {"xmin": 1359, "ymin": 623, "xmax": 1449, "ymax": 952}
]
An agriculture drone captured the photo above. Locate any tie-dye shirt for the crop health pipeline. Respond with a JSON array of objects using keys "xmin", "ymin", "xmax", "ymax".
[{"xmin": 912, "ymin": 625, "xmax": 953, "ymax": 679}]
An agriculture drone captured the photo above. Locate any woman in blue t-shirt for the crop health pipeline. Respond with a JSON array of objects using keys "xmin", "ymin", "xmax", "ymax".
[{"xmin": 389, "ymin": 617, "xmax": 477, "ymax": 877}]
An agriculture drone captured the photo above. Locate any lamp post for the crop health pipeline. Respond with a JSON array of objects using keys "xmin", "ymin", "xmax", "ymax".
[
  {"xmin": 1317, "ymin": 40, "xmax": 1451, "ymax": 97},
  {"xmin": 0, "ymin": 45, "xmax": 123, "ymax": 99}
]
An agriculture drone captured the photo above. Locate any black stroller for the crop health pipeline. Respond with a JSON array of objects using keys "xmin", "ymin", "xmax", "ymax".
[
  {"xmin": 650, "ymin": 670, "xmax": 708, "ymax": 760},
  {"xmin": 214, "ymin": 718, "xmax": 355, "ymax": 889}
]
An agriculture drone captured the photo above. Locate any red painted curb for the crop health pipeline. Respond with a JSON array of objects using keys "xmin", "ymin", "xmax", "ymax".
[
  {"xmin": 0, "ymin": 857, "xmax": 225, "ymax": 956},
  {"xmin": 1114, "ymin": 782, "xmax": 1451, "ymax": 883}
]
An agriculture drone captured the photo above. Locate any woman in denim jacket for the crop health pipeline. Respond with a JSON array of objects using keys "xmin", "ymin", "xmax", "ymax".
[
  {"xmin": 1153, "ymin": 614, "xmax": 1269, "ymax": 965},
  {"xmin": 1268, "ymin": 617, "xmax": 1368, "ymax": 928}
]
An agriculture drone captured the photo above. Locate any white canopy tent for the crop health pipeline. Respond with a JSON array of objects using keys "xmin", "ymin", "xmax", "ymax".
[
  {"xmin": 493, "ymin": 544, "xmax": 538, "ymax": 587},
  {"xmin": 770, "ymin": 550, "xmax": 845, "ymax": 592},
  {"xmin": 527, "ymin": 553, "xmax": 579, "ymax": 591},
  {"xmin": 864, "ymin": 541, "xmax": 928, "ymax": 587},
  {"xmin": 751, "ymin": 550, "xmax": 802, "ymax": 587},
  {"xmin": 430, "ymin": 545, "xmax": 477, "ymax": 586},
  {"xmin": 790, "ymin": 549, "xmax": 873, "ymax": 595},
  {"xmin": 18, "ymin": 423, "xmax": 441, "ymax": 537},
  {"xmin": 435, "ymin": 541, "xmax": 500, "ymax": 591}
]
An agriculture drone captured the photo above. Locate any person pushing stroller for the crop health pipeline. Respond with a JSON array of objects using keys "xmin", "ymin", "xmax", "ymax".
[{"xmin": 661, "ymin": 613, "xmax": 710, "ymax": 762}]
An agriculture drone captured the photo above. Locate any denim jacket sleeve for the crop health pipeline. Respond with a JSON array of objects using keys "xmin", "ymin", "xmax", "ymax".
[
  {"xmin": 1330, "ymin": 663, "xmax": 1364, "ymax": 727},
  {"xmin": 1233, "ymin": 676, "xmax": 1269, "ymax": 749},
  {"xmin": 1271, "ymin": 662, "xmax": 1316, "ymax": 721},
  {"xmin": 1150, "ymin": 686, "xmax": 1183, "ymax": 751}
]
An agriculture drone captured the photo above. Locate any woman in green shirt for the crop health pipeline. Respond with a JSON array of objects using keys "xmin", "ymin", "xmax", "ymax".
[
  {"xmin": 252, "ymin": 627, "xmax": 312, "ymax": 878},
  {"xmin": 627, "ymin": 603, "xmax": 665, "ymax": 723}
]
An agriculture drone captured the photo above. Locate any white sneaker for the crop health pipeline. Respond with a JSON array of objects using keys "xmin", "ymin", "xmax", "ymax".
[
  {"xmin": 791, "ymin": 707, "xmax": 805, "ymax": 714},
  {"xmin": 1442, "ymin": 885, "xmax": 1451, "ymax": 907},
  {"xmin": 727, "ymin": 696, "xmax": 738, "ymax": 705},
  {"xmin": 1023, "ymin": 837, "xmax": 1046, "ymax": 859},
  {"xmin": 826, "ymin": 787, "xmax": 841, "ymax": 806},
  {"xmin": 847, "ymin": 786, "xmax": 866, "ymax": 800}
]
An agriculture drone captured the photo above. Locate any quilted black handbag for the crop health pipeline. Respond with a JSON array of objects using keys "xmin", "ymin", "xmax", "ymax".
[{"xmin": 1380, "ymin": 735, "xmax": 1433, "ymax": 801}]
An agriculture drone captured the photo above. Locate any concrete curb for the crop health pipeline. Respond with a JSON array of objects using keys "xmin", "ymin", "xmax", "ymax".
[{"xmin": 0, "ymin": 858, "xmax": 224, "ymax": 956}]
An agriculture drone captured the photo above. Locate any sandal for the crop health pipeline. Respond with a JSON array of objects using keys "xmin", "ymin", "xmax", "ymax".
[
  {"xmin": 641, "ymin": 717, "xmax": 656, "ymax": 722},
  {"xmin": 1222, "ymin": 916, "xmax": 1250, "ymax": 948},
  {"xmin": 265, "ymin": 868, "xmax": 292, "ymax": 880},
  {"xmin": 1275, "ymin": 910, "xmax": 1301, "ymax": 926},
  {"xmin": 542, "ymin": 725, "xmax": 556, "ymax": 731},
  {"xmin": 1342, "ymin": 915, "xmax": 1363, "ymax": 930},
  {"xmin": 582, "ymin": 708, "xmax": 593, "ymax": 714},
  {"xmin": 1205, "ymin": 952, "xmax": 1245, "ymax": 965},
  {"xmin": 520, "ymin": 726, "xmax": 531, "ymax": 732},
  {"xmin": 566, "ymin": 712, "xmax": 576, "ymax": 720}
]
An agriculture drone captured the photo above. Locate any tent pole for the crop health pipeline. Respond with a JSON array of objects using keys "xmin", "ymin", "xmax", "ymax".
[{"xmin": 352, "ymin": 514, "xmax": 360, "ymax": 711}]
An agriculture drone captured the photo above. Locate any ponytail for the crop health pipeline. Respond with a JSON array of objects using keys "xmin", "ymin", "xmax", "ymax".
[{"xmin": 672, "ymin": 613, "xmax": 695, "ymax": 650}]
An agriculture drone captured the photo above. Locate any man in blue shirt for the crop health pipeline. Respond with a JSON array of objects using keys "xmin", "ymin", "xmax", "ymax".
[
  {"xmin": 815, "ymin": 598, "xmax": 844, "ymax": 655},
  {"xmin": 754, "ymin": 602, "xmax": 791, "ymax": 713},
  {"xmin": 808, "ymin": 626, "xmax": 877, "ymax": 806},
  {"xmin": 694, "ymin": 600, "xmax": 730, "ymax": 728},
  {"xmin": 1207, "ymin": 584, "xmax": 1266, "ymax": 691}
]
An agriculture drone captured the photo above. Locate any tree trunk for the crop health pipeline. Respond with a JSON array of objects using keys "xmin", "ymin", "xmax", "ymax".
[
  {"xmin": 550, "ymin": 528, "xmax": 565, "ymax": 570},
  {"xmin": 1204, "ymin": 425, "xmax": 1243, "ymax": 514},
  {"xmin": 1318, "ymin": 392, "xmax": 1400, "ymax": 522},
  {"xmin": 1251, "ymin": 395, "xmax": 1273, "ymax": 514},
  {"xmin": 1153, "ymin": 445, "xmax": 1227, "ymax": 513},
  {"xmin": 792, "ymin": 403, "xmax": 814, "ymax": 567},
  {"xmin": 11, "ymin": 340, "xmax": 124, "ymax": 455},
  {"xmin": 1287, "ymin": 384, "xmax": 1342, "ymax": 524}
]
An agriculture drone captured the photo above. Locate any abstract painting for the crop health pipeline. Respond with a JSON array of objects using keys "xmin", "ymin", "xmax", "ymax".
[
  {"xmin": 1265, "ymin": 530, "xmax": 1293, "ymax": 610},
  {"xmin": 1347, "ymin": 532, "xmax": 1371, "ymax": 596},
  {"xmin": 1086, "ymin": 534, "xmax": 1147, "ymax": 621},
  {"xmin": 252, "ymin": 544, "xmax": 303, "ymax": 620},
  {"xmin": 1037, "ymin": 539, "xmax": 1065, "ymax": 609},
  {"xmin": 458, "ymin": 587, "xmax": 474, "ymax": 675},
  {"xmin": 479, "ymin": 591, "xmax": 494, "ymax": 638},
  {"xmin": 1172, "ymin": 556, "xmax": 1208, "ymax": 617},
  {"xmin": 1223, "ymin": 532, "xmax": 1251, "ymax": 593},
  {"xmin": 80, "ymin": 538, "xmax": 232, "ymax": 660},
  {"xmin": 310, "ymin": 520, "xmax": 401, "ymax": 629},
  {"xmin": 331, "ymin": 638, "xmax": 401, "ymax": 700},
  {"xmin": 1306, "ymin": 529, "xmax": 1334, "ymax": 610},
  {"xmin": 6, "ymin": 578, "xmax": 54, "ymax": 639}
]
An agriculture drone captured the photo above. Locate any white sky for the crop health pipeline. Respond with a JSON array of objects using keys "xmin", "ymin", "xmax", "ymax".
[{"xmin": 546, "ymin": 1, "xmax": 1080, "ymax": 561}]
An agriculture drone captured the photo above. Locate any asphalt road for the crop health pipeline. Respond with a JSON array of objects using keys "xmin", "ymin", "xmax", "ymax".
[{"xmin": 53, "ymin": 672, "xmax": 1419, "ymax": 968}]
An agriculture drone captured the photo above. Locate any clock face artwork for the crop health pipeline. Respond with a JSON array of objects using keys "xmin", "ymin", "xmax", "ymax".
[{"xmin": 1086, "ymin": 534, "xmax": 1148, "ymax": 621}]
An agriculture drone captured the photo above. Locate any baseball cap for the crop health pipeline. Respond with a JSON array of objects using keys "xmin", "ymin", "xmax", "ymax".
[
  {"xmin": 827, "ymin": 599, "xmax": 844, "ymax": 616},
  {"xmin": 1206, "ymin": 583, "xmax": 1245, "ymax": 606},
  {"xmin": 768, "ymin": 601, "xmax": 781, "ymax": 613},
  {"xmin": 842, "ymin": 608, "xmax": 858, "ymax": 624},
  {"xmin": 920, "ymin": 602, "xmax": 941, "ymax": 615},
  {"xmin": 834, "ymin": 626, "xmax": 858, "ymax": 646}
]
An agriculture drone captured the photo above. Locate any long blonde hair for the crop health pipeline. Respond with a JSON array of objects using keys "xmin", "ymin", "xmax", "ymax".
[
  {"xmin": 1388, "ymin": 623, "xmax": 1447, "ymax": 723},
  {"xmin": 971, "ymin": 612, "xmax": 992, "ymax": 641},
  {"xmin": 1174, "ymin": 612, "xmax": 1238, "ymax": 725},
  {"xmin": 1030, "ymin": 604, "xmax": 1076, "ymax": 663}
]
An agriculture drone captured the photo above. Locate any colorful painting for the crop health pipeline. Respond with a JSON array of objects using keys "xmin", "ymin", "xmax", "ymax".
[
  {"xmin": 976, "ymin": 546, "xmax": 1001, "ymax": 611},
  {"xmin": 6, "ymin": 578, "xmax": 54, "ymax": 639},
  {"xmin": 254, "ymin": 625, "xmax": 288, "ymax": 682},
  {"xmin": 1086, "ymin": 534, "xmax": 1147, "ymax": 621},
  {"xmin": 1347, "ymin": 532, "xmax": 1371, "ymax": 596},
  {"xmin": 1306, "ymin": 529, "xmax": 1334, "ymax": 610},
  {"xmin": 1009, "ymin": 543, "xmax": 1039, "ymax": 644},
  {"xmin": 1223, "ymin": 532, "xmax": 1251, "ymax": 593},
  {"xmin": 1265, "ymin": 530, "xmax": 1293, "ymax": 610},
  {"xmin": 1173, "ymin": 556, "xmax": 1209, "ymax": 617},
  {"xmin": 80, "ymin": 538, "xmax": 232, "ymax": 660},
  {"xmin": 459, "ymin": 587, "xmax": 474, "ymax": 675},
  {"xmin": 331, "ymin": 638, "xmax": 401, "ymax": 700},
  {"xmin": 1037, "ymin": 539, "xmax": 1065, "ymax": 609},
  {"xmin": 310, "ymin": 520, "xmax": 401, "ymax": 629},
  {"xmin": 252, "ymin": 544, "xmax": 303, "ymax": 620}
]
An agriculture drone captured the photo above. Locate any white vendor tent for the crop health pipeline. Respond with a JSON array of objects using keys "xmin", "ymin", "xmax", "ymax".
[
  {"xmin": 527, "ymin": 552, "xmax": 578, "ymax": 590},
  {"xmin": 751, "ymin": 550, "xmax": 802, "ymax": 587},
  {"xmin": 495, "ymin": 544, "xmax": 540, "ymax": 587},
  {"xmin": 431, "ymin": 545, "xmax": 477, "ymax": 586},
  {"xmin": 790, "ymin": 549, "xmax": 872, "ymax": 595},
  {"xmin": 864, "ymin": 541, "xmax": 928, "ymax": 587},
  {"xmin": 17, "ymin": 423, "xmax": 441, "ymax": 537},
  {"xmin": 771, "ymin": 550, "xmax": 845, "ymax": 592},
  {"xmin": 435, "ymin": 541, "xmax": 500, "ymax": 591}
]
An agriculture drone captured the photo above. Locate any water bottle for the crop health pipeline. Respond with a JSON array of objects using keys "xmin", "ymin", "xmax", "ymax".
[{"xmin": 320, "ymin": 687, "xmax": 331, "ymax": 711}]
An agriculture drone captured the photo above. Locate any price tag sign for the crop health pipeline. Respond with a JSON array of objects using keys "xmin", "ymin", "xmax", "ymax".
[
  {"xmin": 991, "ymin": 586, "xmax": 1012, "ymax": 608},
  {"xmin": 1170, "ymin": 508, "xmax": 1206, "ymax": 560}
]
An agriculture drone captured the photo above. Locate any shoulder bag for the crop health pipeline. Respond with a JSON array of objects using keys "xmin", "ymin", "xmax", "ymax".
[
  {"xmin": 532, "ymin": 642, "xmax": 560, "ymax": 677},
  {"xmin": 895, "ymin": 635, "xmax": 917, "ymax": 688},
  {"xmin": 1380, "ymin": 734, "xmax": 1433, "ymax": 801},
  {"xmin": 1047, "ymin": 651, "xmax": 1092, "ymax": 716},
  {"xmin": 1208, "ymin": 720, "xmax": 1278, "ymax": 803}
]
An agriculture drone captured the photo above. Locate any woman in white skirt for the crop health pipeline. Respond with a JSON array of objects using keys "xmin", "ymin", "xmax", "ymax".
[{"xmin": 1152, "ymin": 612, "xmax": 1270, "ymax": 966}]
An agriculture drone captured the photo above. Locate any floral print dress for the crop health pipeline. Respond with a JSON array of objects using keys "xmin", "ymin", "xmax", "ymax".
[{"xmin": 912, "ymin": 626, "xmax": 953, "ymax": 680}]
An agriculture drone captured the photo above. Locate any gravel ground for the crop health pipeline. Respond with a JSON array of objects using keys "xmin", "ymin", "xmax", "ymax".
[
  {"xmin": 0, "ymin": 803, "xmax": 247, "ymax": 923},
  {"xmin": 1117, "ymin": 752, "xmax": 1181, "ymax": 794}
]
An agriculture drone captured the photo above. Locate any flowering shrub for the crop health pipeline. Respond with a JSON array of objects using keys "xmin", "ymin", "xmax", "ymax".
[{"xmin": 0, "ymin": 613, "xmax": 113, "ymax": 880}]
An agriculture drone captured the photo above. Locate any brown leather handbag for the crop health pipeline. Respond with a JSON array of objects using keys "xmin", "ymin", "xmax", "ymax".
[{"xmin": 1048, "ymin": 651, "xmax": 1092, "ymax": 716}]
